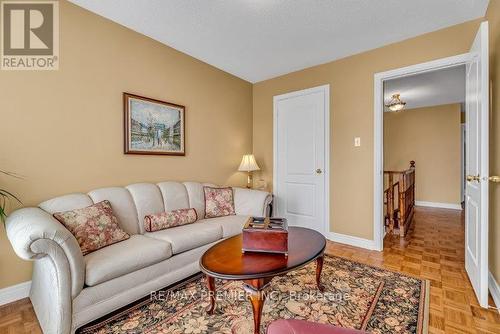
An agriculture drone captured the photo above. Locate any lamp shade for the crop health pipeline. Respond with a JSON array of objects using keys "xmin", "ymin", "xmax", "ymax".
[{"xmin": 238, "ymin": 154, "xmax": 260, "ymax": 172}]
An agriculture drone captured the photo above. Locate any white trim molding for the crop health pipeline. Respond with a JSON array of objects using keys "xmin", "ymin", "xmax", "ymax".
[
  {"xmin": 373, "ymin": 53, "xmax": 472, "ymax": 252},
  {"xmin": 415, "ymin": 201, "xmax": 462, "ymax": 210},
  {"xmin": 328, "ymin": 232, "xmax": 377, "ymax": 251},
  {"xmin": 0, "ymin": 281, "xmax": 31, "ymax": 306},
  {"xmin": 489, "ymin": 271, "xmax": 500, "ymax": 313}
]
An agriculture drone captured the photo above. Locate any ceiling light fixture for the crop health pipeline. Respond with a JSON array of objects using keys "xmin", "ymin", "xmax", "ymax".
[{"xmin": 386, "ymin": 94, "xmax": 406, "ymax": 112}]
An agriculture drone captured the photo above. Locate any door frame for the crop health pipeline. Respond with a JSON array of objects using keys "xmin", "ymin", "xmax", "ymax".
[
  {"xmin": 461, "ymin": 123, "xmax": 466, "ymax": 203},
  {"xmin": 273, "ymin": 84, "xmax": 330, "ymax": 236},
  {"xmin": 373, "ymin": 53, "xmax": 472, "ymax": 251}
]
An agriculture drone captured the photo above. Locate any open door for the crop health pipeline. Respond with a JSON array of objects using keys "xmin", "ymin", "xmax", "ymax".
[{"xmin": 465, "ymin": 21, "xmax": 489, "ymax": 308}]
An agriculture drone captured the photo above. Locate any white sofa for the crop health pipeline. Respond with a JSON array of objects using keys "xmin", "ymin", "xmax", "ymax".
[{"xmin": 6, "ymin": 181, "xmax": 272, "ymax": 334}]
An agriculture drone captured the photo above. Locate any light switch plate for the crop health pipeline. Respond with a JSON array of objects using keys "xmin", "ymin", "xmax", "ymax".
[{"xmin": 354, "ymin": 137, "xmax": 361, "ymax": 147}]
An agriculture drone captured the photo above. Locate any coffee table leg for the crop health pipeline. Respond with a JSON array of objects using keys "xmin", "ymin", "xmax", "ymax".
[
  {"xmin": 206, "ymin": 275, "xmax": 216, "ymax": 315},
  {"xmin": 246, "ymin": 288, "xmax": 266, "ymax": 334},
  {"xmin": 316, "ymin": 254, "xmax": 325, "ymax": 292},
  {"xmin": 243, "ymin": 278, "xmax": 271, "ymax": 334}
]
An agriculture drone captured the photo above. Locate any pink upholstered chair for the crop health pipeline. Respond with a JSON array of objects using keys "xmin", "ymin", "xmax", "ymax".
[{"xmin": 267, "ymin": 319, "xmax": 368, "ymax": 334}]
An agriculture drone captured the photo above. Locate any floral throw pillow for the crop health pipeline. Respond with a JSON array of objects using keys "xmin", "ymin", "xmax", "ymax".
[
  {"xmin": 53, "ymin": 200, "xmax": 130, "ymax": 256},
  {"xmin": 144, "ymin": 208, "xmax": 198, "ymax": 232},
  {"xmin": 204, "ymin": 186, "xmax": 236, "ymax": 218}
]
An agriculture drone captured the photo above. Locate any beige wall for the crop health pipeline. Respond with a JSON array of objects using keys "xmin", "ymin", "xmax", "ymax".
[
  {"xmin": 0, "ymin": 1, "xmax": 253, "ymax": 289},
  {"xmin": 2, "ymin": 0, "xmax": 500, "ymax": 291},
  {"xmin": 384, "ymin": 104, "xmax": 462, "ymax": 205},
  {"xmin": 486, "ymin": 0, "xmax": 500, "ymax": 285},
  {"xmin": 253, "ymin": 19, "xmax": 481, "ymax": 241}
]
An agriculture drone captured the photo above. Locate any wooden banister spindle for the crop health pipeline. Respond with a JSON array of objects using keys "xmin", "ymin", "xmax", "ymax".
[
  {"xmin": 387, "ymin": 173, "xmax": 394, "ymax": 234},
  {"xmin": 411, "ymin": 161, "xmax": 416, "ymax": 208},
  {"xmin": 399, "ymin": 172, "xmax": 406, "ymax": 237}
]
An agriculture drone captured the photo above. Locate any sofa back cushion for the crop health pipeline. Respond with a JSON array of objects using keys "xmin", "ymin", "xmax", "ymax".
[
  {"xmin": 37, "ymin": 181, "xmax": 250, "ymax": 237},
  {"xmin": 39, "ymin": 193, "xmax": 94, "ymax": 214},
  {"xmin": 233, "ymin": 187, "xmax": 271, "ymax": 217},
  {"xmin": 126, "ymin": 183, "xmax": 165, "ymax": 234},
  {"xmin": 87, "ymin": 187, "xmax": 140, "ymax": 235},
  {"xmin": 183, "ymin": 182, "xmax": 206, "ymax": 218},
  {"xmin": 157, "ymin": 182, "xmax": 190, "ymax": 211},
  {"xmin": 53, "ymin": 200, "xmax": 130, "ymax": 255}
]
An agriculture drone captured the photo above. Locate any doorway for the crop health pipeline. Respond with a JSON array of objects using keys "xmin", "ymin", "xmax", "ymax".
[
  {"xmin": 384, "ymin": 65, "xmax": 465, "ymax": 212},
  {"xmin": 273, "ymin": 84, "xmax": 330, "ymax": 235},
  {"xmin": 373, "ymin": 22, "xmax": 490, "ymax": 308}
]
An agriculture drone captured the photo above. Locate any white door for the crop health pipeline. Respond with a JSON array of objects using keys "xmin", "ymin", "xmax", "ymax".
[
  {"xmin": 461, "ymin": 124, "xmax": 466, "ymax": 203},
  {"xmin": 465, "ymin": 21, "xmax": 489, "ymax": 308},
  {"xmin": 273, "ymin": 85, "xmax": 329, "ymax": 235}
]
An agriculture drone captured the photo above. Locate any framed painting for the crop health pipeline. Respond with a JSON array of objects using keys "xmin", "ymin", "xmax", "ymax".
[{"xmin": 124, "ymin": 93, "xmax": 185, "ymax": 156}]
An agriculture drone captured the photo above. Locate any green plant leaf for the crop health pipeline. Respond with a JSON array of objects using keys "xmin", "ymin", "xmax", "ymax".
[
  {"xmin": 0, "ymin": 168, "xmax": 23, "ymax": 223},
  {"xmin": 0, "ymin": 189, "xmax": 22, "ymax": 203},
  {"xmin": 0, "ymin": 206, "xmax": 6, "ymax": 223},
  {"xmin": 0, "ymin": 169, "xmax": 24, "ymax": 179}
]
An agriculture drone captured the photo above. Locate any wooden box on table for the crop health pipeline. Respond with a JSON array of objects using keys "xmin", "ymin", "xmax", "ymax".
[{"xmin": 242, "ymin": 217, "xmax": 288, "ymax": 255}]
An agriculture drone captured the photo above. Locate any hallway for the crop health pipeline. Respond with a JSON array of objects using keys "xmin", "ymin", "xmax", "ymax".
[{"xmin": 327, "ymin": 206, "xmax": 500, "ymax": 333}]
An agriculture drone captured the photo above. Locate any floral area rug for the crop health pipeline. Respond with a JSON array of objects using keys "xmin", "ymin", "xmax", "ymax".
[{"xmin": 77, "ymin": 255, "xmax": 429, "ymax": 334}]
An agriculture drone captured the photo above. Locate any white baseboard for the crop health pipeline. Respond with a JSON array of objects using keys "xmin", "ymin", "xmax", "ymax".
[
  {"xmin": 489, "ymin": 271, "xmax": 500, "ymax": 313},
  {"xmin": 415, "ymin": 201, "xmax": 462, "ymax": 210},
  {"xmin": 0, "ymin": 281, "xmax": 31, "ymax": 306},
  {"xmin": 328, "ymin": 232, "xmax": 377, "ymax": 250}
]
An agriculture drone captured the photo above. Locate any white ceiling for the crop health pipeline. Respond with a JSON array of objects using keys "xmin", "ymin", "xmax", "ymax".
[
  {"xmin": 69, "ymin": 0, "xmax": 489, "ymax": 83},
  {"xmin": 384, "ymin": 65, "xmax": 466, "ymax": 111}
]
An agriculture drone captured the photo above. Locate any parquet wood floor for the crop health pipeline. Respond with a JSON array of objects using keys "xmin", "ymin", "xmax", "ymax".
[
  {"xmin": 327, "ymin": 207, "xmax": 500, "ymax": 334},
  {"xmin": 0, "ymin": 206, "xmax": 498, "ymax": 333}
]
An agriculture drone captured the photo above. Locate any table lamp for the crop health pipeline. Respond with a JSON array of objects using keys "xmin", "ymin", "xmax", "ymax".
[{"xmin": 238, "ymin": 154, "xmax": 260, "ymax": 188}]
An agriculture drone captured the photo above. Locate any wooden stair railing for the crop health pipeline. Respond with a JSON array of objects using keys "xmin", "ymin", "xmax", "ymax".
[{"xmin": 384, "ymin": 161, "xmax": 416, "ymax": 237}]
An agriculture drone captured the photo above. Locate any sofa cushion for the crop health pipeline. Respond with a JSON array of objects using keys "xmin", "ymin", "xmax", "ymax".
[
  {"xmin": 157, "ymin": 182, "xmax": 190, "ymax": 211},
  {"xmin": 202, "ymin": 215, "xmax": 249, "ymax": 238},
  {"xmin": 39, "ymin": 193, "xmax": 94, "ymax": 214},
  {"xmin": 53, "ymin": 200, "xmax": 130, "ymax": 256},
  {"xmin": 145, "ymin": 221, "xmax": 222, "ymax": 254},
  {"xmin": 84, "ymin": 235, "xmax": 172, "ymax": 286},
  {"xmin": 234, "ymin": 187, "xmax": 272, "ymax": 216},
  {"xmin": 183, "ymin": 182, "xmax": 206, "ymax": 219},
  {"xmin": 203, "ymin": 186, "xmax": 236, "ymax": 218},
  {"xmin": 126, "ymin": 183, "xmax": 165, "ymax": 234},
  {"xmin": 73, "ymin": 242, "xmax": 218, "ymax": 329},
  {"xmin": 87, "ymin": 187, "xmax": 140, "ymax": 235}
]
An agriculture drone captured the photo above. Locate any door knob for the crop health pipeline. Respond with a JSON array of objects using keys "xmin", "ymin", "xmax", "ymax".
[
  {"xmin": 316, "ymin": 168, "xmax": 322, "ymax": 174},
  {"xmin": 489, "ymin": 176, "xmax": 500, "ymax": 183},
  {"xmin": 466, "ymin": 174, "xmax": 481, "ymax": 182}
]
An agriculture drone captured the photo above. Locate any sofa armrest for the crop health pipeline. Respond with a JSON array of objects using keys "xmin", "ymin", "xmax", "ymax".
[
  {"xmin": 233, "ymin": 187, "xmax": 272, "ymax": 217},
  {"xmin": 6, "ymin": 207, "xmax": 85, "ymax": 298}
]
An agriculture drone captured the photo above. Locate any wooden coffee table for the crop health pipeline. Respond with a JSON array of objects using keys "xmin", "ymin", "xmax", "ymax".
[{"xmin": 199, "ymin": 226, "xmax": 326, "ymax": 334}]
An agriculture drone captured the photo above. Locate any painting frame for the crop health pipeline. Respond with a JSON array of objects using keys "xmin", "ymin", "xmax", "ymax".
[{"xmin": 124, "ymin": 93, "xmax": 185, "ymax": 156}]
